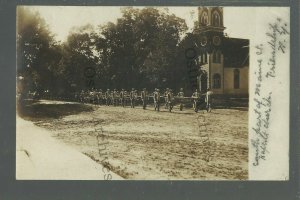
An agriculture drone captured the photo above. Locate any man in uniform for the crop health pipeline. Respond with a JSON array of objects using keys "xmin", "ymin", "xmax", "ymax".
[
  {"xmin": 191, "ymin": 89, "xmax": 200, "ymax": 112},
  {"xmin": 120, "ymin": 89, "xmax": 125, "ymax": 107},
  {"xmin": 153, "ymin": 88, "xmax": 160, "ymax": 111},
  {"xmin": 164, "ymin": 88, "xmax": 169, "ymax": 109},
  {"xmin": 205, "ymin": 88, "xmax": 213, "ymax": 112},
  {"xmin": 90, "ymin": 89, "xmax": 96, "ymax": 104},
  {"xmin": 112, "ymin": 89, "xmax": 118, "ymax": 106},
  {"xmin": 110, "ymin": 89, "xmax": 115, "ymax": 106},
  {"xmin": 80, "ymin": 90, "xmax": 85, "ymax": 103},
  {"xmin": 85, "ymin": 90, "xmax": 90, "ymax": 103},
  {"xmin": 124, "ymin": 90, "xmax": 129, "ymax": 107},
  {"xmin": 105, "ymin": 89, "xmax": 111, "ymax": 106},
  {"xmin": 141, "ymin": 88, "xmax": 148, "ymax": 109},
  {"xmin": 96, "ymin": 89, "xmax": 103, "ymax": 105},
  {"xmin": 134, "ymin": 89, "xmax": 138, "ymax": 105},
  {"xmin": 177, "ymin": 88, "xmax": 185, "ymax": 111},
  {"xmin": 166, "ymin": 89, "xmax": 174, "ymax": 112},
  {"xmin": 130, "ymin": 88, "xmax": 136, "ymax": 108}
]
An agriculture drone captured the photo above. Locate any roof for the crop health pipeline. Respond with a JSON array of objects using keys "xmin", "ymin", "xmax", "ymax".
[{"xmin": 222, "ymin": 37, "xmax": 249, "ymax": 68}]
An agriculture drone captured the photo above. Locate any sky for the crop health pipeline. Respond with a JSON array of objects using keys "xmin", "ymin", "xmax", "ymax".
[{"xmin": 24, "ymin": 6, "xmax": 255, "ymax": 42}]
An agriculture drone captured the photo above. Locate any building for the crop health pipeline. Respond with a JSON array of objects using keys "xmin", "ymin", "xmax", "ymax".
[{"xmin": 194, "ymin": 7, "xmax": 249, "ymax": 95}]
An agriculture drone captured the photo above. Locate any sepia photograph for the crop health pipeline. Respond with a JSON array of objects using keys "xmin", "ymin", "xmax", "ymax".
[{"xmin": 16, "ymin": 6, "xmax": 253, "ymax": 180}]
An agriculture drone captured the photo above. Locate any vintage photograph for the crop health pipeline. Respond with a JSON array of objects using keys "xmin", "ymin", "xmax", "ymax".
[{"xmin": 16, "ymin": 6, "xmax": 250, "ymax": 180}]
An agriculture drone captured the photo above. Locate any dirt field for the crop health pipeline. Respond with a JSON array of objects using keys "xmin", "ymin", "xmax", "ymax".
[{"xmin": 18, "ymin": 100, "xmax": 248, "ymax": 180}]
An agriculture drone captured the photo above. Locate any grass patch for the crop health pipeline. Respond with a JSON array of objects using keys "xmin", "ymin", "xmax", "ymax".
[{"xmin": 18, "ymin": 100, "xmax": 94, "ymax": 121}]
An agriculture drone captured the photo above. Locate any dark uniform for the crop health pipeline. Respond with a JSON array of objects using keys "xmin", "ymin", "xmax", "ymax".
[
  {"xmin": 153, "ymin": 89, "xmax": 160, "ymax": 111},
  {"xmin": 177, "ymin": 88, "xmax": 184, "ymax": 111},
  {"xmin": 141, "ymin": 88, "xmax": 148, "ymax": 109},
  {"xmin": 130, "ymin": 88, "xmax": 136, "ymax": 108}
]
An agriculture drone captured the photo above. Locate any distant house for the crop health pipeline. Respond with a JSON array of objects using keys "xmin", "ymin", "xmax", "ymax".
[{"xmin": 194, "ymin": 7, "xmax": 249, "ymax": 95}]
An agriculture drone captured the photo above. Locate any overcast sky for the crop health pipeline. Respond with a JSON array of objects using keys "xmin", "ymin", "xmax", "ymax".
[{"xmin": 25, "ymin": 6, "xmax": 256, "ymax": 42}]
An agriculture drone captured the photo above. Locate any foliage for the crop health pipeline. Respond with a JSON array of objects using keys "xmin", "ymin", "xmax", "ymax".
[
  {"xmin": 94, "ymin": 8, "xmax": 188, "ymax": 90},
  {"xmin": 17, "ymin": 7, "xmax": 61, "ymax": 95},
  {"xmin": 17, "ymin": 7, "xmax": 200, "ymax": 97}
]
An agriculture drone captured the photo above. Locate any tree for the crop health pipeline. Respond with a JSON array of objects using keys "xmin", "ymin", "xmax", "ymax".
[
  {"xmin": 95, "ymin": 7, "xmax": 188, "ymax": 90},
  {"xmin": 57, "ymin": 24, "xmax": 99, "ymax": 93},
  {"xmin": 17, "ymin": 7, "xmax": 61, "ymax": 96}
]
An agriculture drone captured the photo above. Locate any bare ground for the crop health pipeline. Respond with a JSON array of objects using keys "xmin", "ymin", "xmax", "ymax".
[{"xmin": 18, "ymin": 100, "xmax": 248, "ymax": 180}]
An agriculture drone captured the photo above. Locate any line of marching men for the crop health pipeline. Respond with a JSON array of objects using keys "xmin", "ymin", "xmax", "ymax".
[{"xmin": 75, "ymin": 88, "xmax": 212, "ymax": 113}]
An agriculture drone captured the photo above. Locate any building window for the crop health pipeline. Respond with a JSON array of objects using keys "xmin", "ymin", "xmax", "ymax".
[
  {"xmin": 212, "ymin": 51, "xmax": 221, "ymax": 63},
  {"xmin": 213, "ymin": 73, "xmax": 221, "ymax": 89},
  {"xmin": 212, "ymin": 11, "xmax": 221, "ymax": 26},
  {"xmin": 198, "ymin": 55, "xmax": 202, "ymax": 63},
  {"xmin": 199, "ymin": 53, "xmax": 206, "ymax": 64},
  {"xmin": 201, "ymin": 12, "xmax": 208, "ymax": 25},
  {"xmin": 234, "ymin": 69, "xmax": 240, "ymax": 89}
]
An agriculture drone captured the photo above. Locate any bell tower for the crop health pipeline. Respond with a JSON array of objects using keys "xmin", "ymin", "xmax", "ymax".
[
  {"xmin": 197, "ymin": 7, "xmax": 225, "ymax": 52},
  {"xmin": 196, "ymin": 7, "xmax": 226, "ymax": 93}
]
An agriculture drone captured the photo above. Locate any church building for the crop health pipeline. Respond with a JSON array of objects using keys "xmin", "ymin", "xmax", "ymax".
[{"xmin": 194, "ymin": 7, "xmax": 249, "ymax": 95}]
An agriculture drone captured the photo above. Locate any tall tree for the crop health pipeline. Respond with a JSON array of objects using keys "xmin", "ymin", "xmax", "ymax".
[
  {"xmin": 17, "ymin": 7, "xmax": 61, "ymax": 96},
  {"xmin": 57, "ymin": 24, "xmax": 99, "ymax": 93},
  {"xmin": 95, "ymin": 7, "xmax": 188, "ymax": 90}
]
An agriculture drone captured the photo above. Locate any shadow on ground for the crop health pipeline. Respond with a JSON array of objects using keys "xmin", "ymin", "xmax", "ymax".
[{"xmin": 17, "ymin": 99, "xmax": 94, "ymax": 121}]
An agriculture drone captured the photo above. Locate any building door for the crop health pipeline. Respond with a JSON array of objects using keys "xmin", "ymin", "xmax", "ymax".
[{"xmin": 199, "ymin": 73, "xmax": 208, "ymax": 92}]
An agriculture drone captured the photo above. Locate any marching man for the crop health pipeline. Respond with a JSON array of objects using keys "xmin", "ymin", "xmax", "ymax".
[
  {"xmin": 153, "ymin": 88, "xmax": 160, "ymax": 111},
  {"xmin": 177, "ymin": 88, "xmax": 184, "ymax": 111},
  {"xmin": 205, "ymin": 88, "xmax": 213, "ymax": 112},
  {"xmin": 191, "ymin": 89, "xmax": 200, "ymax": 112},
  {"xmin": 130, "ymin": 88, "xmax": 136, "ymax": 108},
  {"xmin": 105, "ymin": 89, "xmax": 111, "ymax": 106},
  {"xmin": 141, "ymin": 88, "xmax": 148, "ymax": 110}
]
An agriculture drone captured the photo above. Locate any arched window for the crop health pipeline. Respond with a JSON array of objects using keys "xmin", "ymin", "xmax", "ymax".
[
  {"xmin": 199, "ymin": 72, "xmax": 208, "ymax": 92},
  {"xmin": 212, "ymin": 11, "xmax": 221, "ymax": 26},
  {"xmin": 213, "ymin": 73, "xmax": 221, "ymax": 89},
  {"xmin": 234, "ymin": 69, "xmax": 240, "ymax": 89},
  {"xmin": 201, "ymin": 12, "xmax": 208, "ymax": 25}
]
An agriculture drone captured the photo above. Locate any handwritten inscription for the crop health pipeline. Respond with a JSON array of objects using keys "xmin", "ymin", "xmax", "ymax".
[
  {"xmin": 265, "ymin": 18, "xmax": 289, "ymax": 78},
  {"xmin": 252, "ymin": 92, "xmax": 271, "ymax": 166},
  {"xmin": 252, "ymin": 17, "xmax": 289, "ymax": 166}
]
